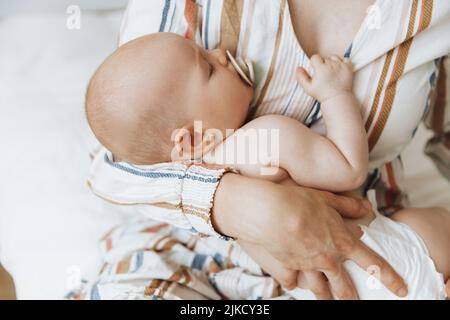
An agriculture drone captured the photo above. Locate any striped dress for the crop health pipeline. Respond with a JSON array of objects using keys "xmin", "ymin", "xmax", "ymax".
[{"xmin": 79, "ymin": 0, "xmax": 450, "ymax": 300}]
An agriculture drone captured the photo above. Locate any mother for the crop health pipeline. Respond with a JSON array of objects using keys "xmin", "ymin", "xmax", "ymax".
[{"xmin": 84, "ymin": 0, "xmax": 450, "ymax": 299}]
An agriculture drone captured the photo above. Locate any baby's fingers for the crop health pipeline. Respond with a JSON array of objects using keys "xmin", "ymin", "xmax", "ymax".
[
  {"xmin": 343, "ymin": 57, "xmax": 354, "ymax": 70},
  {"xmin": 296, "ymin": 67, "xmax": 313, "ymax": 92},
  {"xmin": 310, "ymin": 54, "xmax": 325, "ymax": 69},
  {"xmin": 328, "ymin": 55, "xmax": 342, "ymax": 63},
  {"xmin": 328, "ymin": 55, "xmax": 353, "ymax": 70}
]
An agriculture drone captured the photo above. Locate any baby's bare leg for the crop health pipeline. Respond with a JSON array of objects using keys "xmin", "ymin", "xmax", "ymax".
[{"xmin": 391, "ymin": 207, "xmax": 450, "ymax": 282}]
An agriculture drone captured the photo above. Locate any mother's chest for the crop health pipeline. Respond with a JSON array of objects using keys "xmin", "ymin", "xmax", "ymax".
[{"xmin": 323, "ymin": 58, "xmax": 438, "ymax": 168}]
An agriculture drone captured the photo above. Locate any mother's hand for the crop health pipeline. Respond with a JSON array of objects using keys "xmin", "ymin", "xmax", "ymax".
[
  {"xmin": 239, "ymin": 239, "xmax": 333, "ymax": 299},
  {"xmin": 262, "ymin": 185, "xmax": 410, "ymax": 299},
  {"xmin": 238, "ymin": 240, "xmax": 333, "ymax": 299},
  {"xmin": 446, "ymin": 280, "xmax": 450, "ymax": 298},
  {"xmin": 212, "ymin": 173, "xmax": 408, "ymax": 299}
]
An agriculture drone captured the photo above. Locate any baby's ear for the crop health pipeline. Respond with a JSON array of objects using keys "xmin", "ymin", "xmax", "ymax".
[
  {"xmin": 171, "ymin": 126, "xmax": 194, "ymax": 161},
  {"xmin": 170, "ymin": 123, "xmax": 207, "ymax": 161},
  {"xmin": 201, "ymin": 128, "xmax": 224, "ymax": 155},
  {"xmin": 171, "ymin": 124, "xmax": 224, "ymax": 161}
]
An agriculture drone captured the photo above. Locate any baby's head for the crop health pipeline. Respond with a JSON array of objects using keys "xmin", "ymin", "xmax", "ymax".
[{"xmin": 86, "ymin": 33, "xmax": 253, "ymax": 164}]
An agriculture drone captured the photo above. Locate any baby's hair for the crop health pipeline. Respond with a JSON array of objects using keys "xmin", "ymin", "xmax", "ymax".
[
  {"xmin": 85, "ymin": 41, "xmax": 180, "ymax": 164},
  {"xmin": 85, "ymin": 79, "xmax": 175, "ymax": 164},
  {"xmin": 85, "ymin": 33, "xmax": 199, "ymax": 164}
]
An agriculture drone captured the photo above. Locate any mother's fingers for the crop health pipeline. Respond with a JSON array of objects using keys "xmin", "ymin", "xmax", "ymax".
[
  {"xmin": 323, "ymin": 191, "xmax": 372, "ymax": 218},
  {"xmin": 347, "ymin": 241, "xmax": 408, "ymax": 297},
  {"xmin": 271, "ymin": 267, "xmax": 297, "ymax": 291},
  {"xmin": 238, "ymin": 241, "xmax": 298, "ymax": 290},
  {"xmin": 446, "ymin": 279, "xmax": 450, "ymax": 298},
  {"xmin": 302, "ymin": 271, "xmax": 333, "ymax": 300},
  {"xmin": 323, "ymin": 263, "xmax": 359, "ymax": 300}
]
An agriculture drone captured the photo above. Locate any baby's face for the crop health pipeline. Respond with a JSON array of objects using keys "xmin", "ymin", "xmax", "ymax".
[
  {"xmin": 164, "ymin": 36, "xmax": 254, "ymax": 135},
  {"xmin": 86, "ymin": 33, "xmax": 254, "ymax": 165}
]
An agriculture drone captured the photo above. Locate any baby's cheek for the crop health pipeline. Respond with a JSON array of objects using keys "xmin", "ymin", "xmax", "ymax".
[{"xmin": 213, "ymin": 78, "xmax": 251, "ymax": 126}]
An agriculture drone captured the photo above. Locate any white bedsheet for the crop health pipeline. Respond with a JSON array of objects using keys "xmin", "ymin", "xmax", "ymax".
[{"xmin": 0, "ymin": 11, "xmax": 448, "ymax": 300}]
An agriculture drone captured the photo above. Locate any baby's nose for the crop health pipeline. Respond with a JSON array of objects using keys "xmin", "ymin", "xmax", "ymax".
[{"xmin": 209, "ymin": 48, "xmax": 228, "ymax": 66}]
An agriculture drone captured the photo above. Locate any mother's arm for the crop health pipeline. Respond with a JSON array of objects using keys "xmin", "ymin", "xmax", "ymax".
[{"xmin": 88, "ymin": 148, "xmax": 407, "ymax": 299}]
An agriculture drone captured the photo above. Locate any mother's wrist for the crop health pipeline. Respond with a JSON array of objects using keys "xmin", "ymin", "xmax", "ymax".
[{"xmin": 211, "ymin": 173, "xmax": 280, "ymax": 243}]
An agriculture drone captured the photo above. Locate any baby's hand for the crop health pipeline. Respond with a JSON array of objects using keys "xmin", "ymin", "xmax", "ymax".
[{"xmin": 296, "ymin": 54, "xmax": 353, "ymax": 103}]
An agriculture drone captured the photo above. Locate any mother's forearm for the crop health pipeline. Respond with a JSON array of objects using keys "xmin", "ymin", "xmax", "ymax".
[{"xmin": 211, "ymin": 173, "xmax": 281, "ymax": 243}]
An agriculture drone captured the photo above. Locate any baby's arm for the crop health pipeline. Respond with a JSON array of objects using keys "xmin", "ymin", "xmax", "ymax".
[
  {"xmin": 205, "ymin": 56, "xmax": 368, "ymax": 192},
  {"xmin": 295, "ymin": 55, "xmax": 369, "ymax": 190},
  {"xmin": 222, "ymin": 114, "xmax": 367, "ymax": 191}
]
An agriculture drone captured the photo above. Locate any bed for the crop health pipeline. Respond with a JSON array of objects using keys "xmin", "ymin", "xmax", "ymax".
[{"xmin": 0, "ymin": 9, "xmax": 448, "ymax": 299}]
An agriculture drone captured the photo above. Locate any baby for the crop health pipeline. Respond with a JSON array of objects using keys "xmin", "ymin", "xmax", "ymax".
[{"xmin": 86, "ymin": 33, "xmax": 449, "ymax": 299}]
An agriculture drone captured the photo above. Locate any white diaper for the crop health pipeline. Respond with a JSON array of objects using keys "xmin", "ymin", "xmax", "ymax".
[{"xmin": 290, "ymin": 190, "xmax": 447, "ymax": 300}]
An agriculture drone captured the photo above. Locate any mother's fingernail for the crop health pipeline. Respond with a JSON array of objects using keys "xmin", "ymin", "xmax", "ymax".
[
  {"xmin": 397, "ymin": 286, "xmax": 408, "ymax": 297},
  {"xmin": 363, "ymin": 200, "xmax": 372, "ymax": 210}
]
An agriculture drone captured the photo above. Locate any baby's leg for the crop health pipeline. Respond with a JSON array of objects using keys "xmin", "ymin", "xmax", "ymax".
[{"xmin": 391, "ymin": 207, "xmax": 450, "ymax": 282}]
